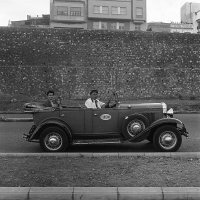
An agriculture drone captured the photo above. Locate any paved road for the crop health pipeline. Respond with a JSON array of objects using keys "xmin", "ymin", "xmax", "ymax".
[{"xmin": 0, "ymin": 114, "xmax": 199, "ymax": 153}]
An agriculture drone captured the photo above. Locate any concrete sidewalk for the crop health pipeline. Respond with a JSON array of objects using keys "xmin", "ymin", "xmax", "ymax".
[
  {"xmin": 0, "ymin": 153, "xmax": 199, "ymax": 200},
  {"xmin": 0, "ymin": 152, "xmax": 200, "ymax": 158},
  {"xmin": 0, "ymin": 187, "xmax": 199, "ymax": 200}
]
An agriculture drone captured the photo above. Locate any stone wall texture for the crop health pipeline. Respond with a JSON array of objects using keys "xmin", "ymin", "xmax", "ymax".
[{"xmin": 0, "ymin": 27, "xmax": 200, "ymax": 101}]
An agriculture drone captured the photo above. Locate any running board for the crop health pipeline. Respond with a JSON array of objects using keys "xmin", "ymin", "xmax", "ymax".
[{"xmin": 73, "ymin": 139, "xmax": 122, "ymax": 145}]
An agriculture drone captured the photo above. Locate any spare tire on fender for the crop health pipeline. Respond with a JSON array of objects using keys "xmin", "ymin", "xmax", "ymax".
[{"xmin": 121, "ymin": 114, "xmax": 149, "ymax": 140}]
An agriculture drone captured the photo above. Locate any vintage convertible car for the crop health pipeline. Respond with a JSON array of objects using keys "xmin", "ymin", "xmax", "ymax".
[{"xmin": 23, "ymin": 101, "xmax": 189, "ymax": 152}]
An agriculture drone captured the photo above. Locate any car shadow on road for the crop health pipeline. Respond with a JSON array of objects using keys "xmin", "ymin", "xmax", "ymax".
[{"xmin": 68, "ymin": 141, "xmax": 156, "ymax": 153}]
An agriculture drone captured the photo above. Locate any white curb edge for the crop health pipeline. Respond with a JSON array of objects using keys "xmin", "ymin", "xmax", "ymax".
[
  {"xmin": 0, "ymin": 152, "xmax": 199, "ymax": 158},
  {"xmin": 0, "ymin": 187, "xmax": 199, "ymax": 200}
]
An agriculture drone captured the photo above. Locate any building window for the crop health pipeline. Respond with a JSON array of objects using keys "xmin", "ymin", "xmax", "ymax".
[
  {"xmin": 101, "ymin": 22, "xmax": 107, "ymax": 29},
  {"xmin": 93, "ymin": 22, "xmax": 100, "ymax": 29},
  {"xmin": 118, "ymin": 22, "xmax": 125, "ymax": 30},
  {"xmin": 93, "ymin": 6, "xmax": 109, "ymax": 14},
  {"xmin": 136, "ymin": 7, "xmax": 143, "ymax": 18},
  {"xmin": 197, "ymin": 22, "xmax": 200, "ymax": 30},
  {"xmin": 111, "ymin": 7, "xmax": 118, "ymax": 15},
  {"xmin": 111, "ymin": 22, "xmax": 125, "ymax": 30},
  {"xmin": 92, "ymin": 21, "xmax": 107, "ymax": 29},
  {"xmin": 135, "ymin": 24, "xmax": 141, "ymax": 30},
  {"xmin": 94, "ymin": 6, "xmax": 101, "ymax": 13},
  {"xmin": 120, "ymin": 7, "xmax": 127, "ymax": 15},
  {"xmin": 111, "ymin": 7, "xmax": 127, "ymax": 15},
  {"xmin": 111, "ymin": 22, "xmax": 117, "ymax": 30},
  {"xmin": 70, "ymin": 7, "xmax": 81, "ymax": 16},
  {"xmin": 102, "ymin": 6, "xmax": 109, "ymax": 14},
  {"xmin": 57, "ymin": 6, "xmax": 68, "ymax": 16}
]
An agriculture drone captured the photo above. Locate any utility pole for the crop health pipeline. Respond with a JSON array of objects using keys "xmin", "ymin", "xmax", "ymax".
[{"xmin": 190, "ymin": 2, "xmax": 192, "ymax": 23}]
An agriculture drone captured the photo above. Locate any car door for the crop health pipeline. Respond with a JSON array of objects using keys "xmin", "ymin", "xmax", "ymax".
[
  {"xmin": 59, "ymin": 108, "xmax": 85, "ymax": 134},
  {"xmin": 91, "ymin": 109, "xmax": 119, "ymax": 134}
]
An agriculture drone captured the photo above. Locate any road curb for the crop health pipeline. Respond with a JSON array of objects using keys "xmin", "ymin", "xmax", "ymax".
[
  {"xmin": 0, "ymin": 152, "xmax": 200, "ymax": 158},
  {"xmin": 0, "ymin": 187, "xmax": 199, "ymax": 200}
]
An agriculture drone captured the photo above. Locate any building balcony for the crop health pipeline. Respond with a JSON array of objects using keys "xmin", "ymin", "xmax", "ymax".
[
  {"xmin": 88, "ymin": 0, "xmax": 132, "ymax": 20},
  {"xmin": 51, "ymin": 15, "xmax": 86, "ymax": 23}
]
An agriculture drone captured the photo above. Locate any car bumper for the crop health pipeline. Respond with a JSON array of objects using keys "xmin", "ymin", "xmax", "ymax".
[{"xmin": 178, "ymin": 124, "xmax": 189, "ymax": 138}]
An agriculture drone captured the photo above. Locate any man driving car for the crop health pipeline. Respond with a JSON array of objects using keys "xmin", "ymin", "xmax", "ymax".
[{"xmin": 85, "ymin": 89, "xmax": 118, "ymax": 109}]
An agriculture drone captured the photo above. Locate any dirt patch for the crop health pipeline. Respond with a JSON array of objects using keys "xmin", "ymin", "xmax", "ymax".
[{"xmin": 0, "ymin": 156, "xmax": 199, "ymax": 187}]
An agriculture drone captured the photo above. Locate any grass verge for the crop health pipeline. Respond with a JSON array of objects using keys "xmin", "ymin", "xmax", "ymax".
[{"xmin": 0, "ymin": 156, "xmax": 199, "ymax": 187}]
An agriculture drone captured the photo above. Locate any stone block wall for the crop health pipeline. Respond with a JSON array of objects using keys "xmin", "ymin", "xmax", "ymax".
[{"xmin": 0, "ymin": 27, "xmax": 200, "ymax": 101}]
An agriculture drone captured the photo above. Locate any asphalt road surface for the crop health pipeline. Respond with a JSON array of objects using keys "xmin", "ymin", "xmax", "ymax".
[{"xmin": 0, "ymin": 114, "xmax": 199, "ymax": 153}]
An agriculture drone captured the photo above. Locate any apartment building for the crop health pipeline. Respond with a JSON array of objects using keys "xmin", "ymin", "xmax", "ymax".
[
  {"xmin": 181, "ymin": 2, "xmax": 200, "ymax": 24},
  {"xmin": 50, "ymin": 0, "xmax": 87, "ymax": 29},
  {"xmin": 193, "ymin": 10, "xmax": 200, "ymax": 33},
  {"xmin": 10, "ymin": 15, "xmax": 50, "ymax": 28},
  {"xmin": 50, "ymin": 0, "xmax": 147, "ymax": 31}
]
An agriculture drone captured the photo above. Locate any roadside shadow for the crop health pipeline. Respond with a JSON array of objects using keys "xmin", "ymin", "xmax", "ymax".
[{"xmin": 68, "ymin": 141, "xmax": 156, "ymax": 153}]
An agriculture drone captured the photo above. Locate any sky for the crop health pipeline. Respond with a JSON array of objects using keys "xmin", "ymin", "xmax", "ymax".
[{"xmin": 0, "ymin": 0, "xmax": 200, "ymax": 26}]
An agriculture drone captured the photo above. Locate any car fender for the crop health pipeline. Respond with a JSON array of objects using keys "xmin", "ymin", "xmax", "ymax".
[
  {"xmin": 129, "ymin": 117, "xmax": 184, "ymax": 142},
  {"xmin": 150, "ymin": 117, "xmax": 184, "ymax": 127},
  {"xmin": 29, "ymin": 118, "xmax": 73, "ymax": 142}
]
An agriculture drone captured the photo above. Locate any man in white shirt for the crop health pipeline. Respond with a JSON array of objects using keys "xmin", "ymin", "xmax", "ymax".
[{"xmin": 85, "ymin": 89, "xmax": 107, "ymax": 109}]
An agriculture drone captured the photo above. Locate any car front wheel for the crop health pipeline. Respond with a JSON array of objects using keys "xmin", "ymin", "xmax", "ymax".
[
  {"xmin": 40, "ymin": 126, "xmax": 69, "ymax": 152},
  {"xmin": 153, "ymin": 125, "xmax": 182, "ymax": 152},
  {"xmin": 122, "ymin": 114, "xmax": 149, "ymax": 140}
]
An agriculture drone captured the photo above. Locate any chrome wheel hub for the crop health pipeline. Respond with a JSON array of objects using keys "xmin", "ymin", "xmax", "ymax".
[
  {"xmin": 44, "ymin": 133, "xmax": 62, "ymax": 151},
  {"xmin": 159, "ymin": 131, "xmax": 177, "ymax": 150},
  {"xmin": 49, "ymin": 136, "xmax": 59, "ymax": 145},
  {"xmin": 127, "ymin": 120, "xmax": 144, "ymax": 137}
]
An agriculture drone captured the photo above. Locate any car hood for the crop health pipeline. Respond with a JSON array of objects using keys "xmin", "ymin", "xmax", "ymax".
[{"xmin": 118, "ymin": 103, "xmax": 163, "ymax": 109}]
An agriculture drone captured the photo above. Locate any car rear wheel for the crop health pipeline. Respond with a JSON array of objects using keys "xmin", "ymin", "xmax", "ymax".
[
  {"xmin": 122, "ymin": 114, "xmax": 149, "ymax": 140},
  {"xmin": 40, "ymin": 126, "xmax": 69, "ymax": 152},
  {"xmin": 153, "ymin": 125, "xmax": 182, "ymax": 152}
]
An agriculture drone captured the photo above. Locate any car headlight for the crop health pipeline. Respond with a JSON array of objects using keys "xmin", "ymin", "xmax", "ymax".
[
  {"xmin": 166, "ymin": 108, "xmax": 174, "ymax": 117},
  {"xmin": 167, "ymin": 108, "xmax": 173, "ymax": 116}
]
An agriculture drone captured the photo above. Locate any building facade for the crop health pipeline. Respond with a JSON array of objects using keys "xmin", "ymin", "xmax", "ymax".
[
  {"xmin": 50, "ymin": 0, "xmax": 147, "ymax": 31},
  {"xmin": 181, "ymin": 2, "xmax": 200, "ymax": 24},
  {"xmin": 147, "ymin": 22, "xmax": 194, "ymax": 33},
  {"xmin": 170, "ymin": 22, "xmax": 194, "ymax": 33},
  {"xmin": 147, "ymin": 22, "xmax": 170, "ymax": 32},
  {"xmin": 193, "ymin": 10, "xmax": 200, "ymax": 33},
  {"xmin": 50, "ymin": 0, "xmax": 87, "ymax": 29},
  {"xmin": 10, "ymin": 15, "xmax": 50, "ymax": 28}
]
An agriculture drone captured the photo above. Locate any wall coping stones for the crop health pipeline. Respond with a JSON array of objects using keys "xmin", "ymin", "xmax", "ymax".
[{"xmin": 0, "ymin": 187, "xmax": 199, "ymax": 200}]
